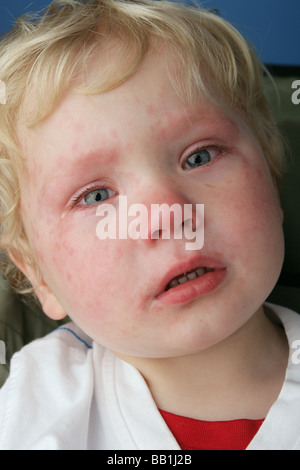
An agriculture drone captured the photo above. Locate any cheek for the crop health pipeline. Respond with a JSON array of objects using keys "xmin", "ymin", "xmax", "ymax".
[
  {"xmin": 236, "ymin": 162, "xmax": 281, "ymax": 234},
  {"xmin": 221, "ymin": 159, "xmax": 284, "ymax": 279},
  {"xmin": 37, "ymin": 219, "xmax": 127, "ymax": 318}
]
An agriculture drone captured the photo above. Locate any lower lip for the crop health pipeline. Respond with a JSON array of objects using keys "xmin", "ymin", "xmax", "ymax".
[{"xmin": 155, "ymin": 268, "xmax": 227, "ymax": 306}]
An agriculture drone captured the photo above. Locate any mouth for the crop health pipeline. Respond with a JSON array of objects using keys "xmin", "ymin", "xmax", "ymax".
[
  {"xmin": 156, "ymin": 257, "xmax": 227, "ymax": 305},
  {"xmin": 165, "ymin": 267, "xmax": 214, "ymax": 291}
]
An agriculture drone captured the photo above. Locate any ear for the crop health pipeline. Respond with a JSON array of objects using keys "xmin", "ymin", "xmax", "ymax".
[
  {"xmin": 34, "ymin": 283, "xmax": 67, "ymax": 321},
  {"xmin": 8, "ymin": 248, "xmax": 67, "ymax": 321}
]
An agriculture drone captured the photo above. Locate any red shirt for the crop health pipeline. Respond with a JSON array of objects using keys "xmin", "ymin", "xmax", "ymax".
[{"xmin": 159, "ymin": 409, "xmax": 264, "ymax": 450}]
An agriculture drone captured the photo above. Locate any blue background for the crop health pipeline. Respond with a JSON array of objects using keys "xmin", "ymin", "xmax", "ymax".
[{"xmin": 0, "ymin": 0, "xmax": 299, "ymax": 65}]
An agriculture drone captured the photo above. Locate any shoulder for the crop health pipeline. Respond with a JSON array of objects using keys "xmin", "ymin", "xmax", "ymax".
[
  {"xmin": 266, "ymin": 302, "xmax": 300, "ymax": 337},
  {"xmin": 10, "ymin": 322, "xmax": 95, "ymax": 373},
  {"xmin": 3, "ymin": 321, "xmax": 99, "ymax": 391},
  {"xmin": 44, "ymin": 322, "xmax": 94, "ymax": 353},
  {"xmin": 0, "ymin": 323, "xmax": 103, "ymax": 449},
  {"xmin": 266, "ymin": 303, "xmax": 300, "ymax": 358},
  {"xmin": 266, "ymin": 302, "xmax": 300, "ymax": 390},
  {"xmin": 248, "ymin": 304, "xmax": 300, "ymax": 449}
]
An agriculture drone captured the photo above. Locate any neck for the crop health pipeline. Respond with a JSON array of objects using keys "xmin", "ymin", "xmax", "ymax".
[{"xmin": 114, "ymin": 306, "xmax": 288, "ymax": 421}]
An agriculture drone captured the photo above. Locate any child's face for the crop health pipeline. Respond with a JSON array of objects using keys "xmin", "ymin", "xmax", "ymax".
[{"xmin": 17, "ymin": 46, "xmax": 284, "ymax": 358}]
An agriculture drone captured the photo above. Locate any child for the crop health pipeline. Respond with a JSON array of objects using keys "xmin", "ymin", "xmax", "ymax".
[{"xmin": 0, "ymin": 0, "xmax": 298, "ymax": 450}]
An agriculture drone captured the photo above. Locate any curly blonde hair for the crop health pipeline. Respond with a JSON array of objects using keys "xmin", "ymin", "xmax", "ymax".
[{"xmin": 0, "ymin": 0, "xmax": 285, "ymax": 295}]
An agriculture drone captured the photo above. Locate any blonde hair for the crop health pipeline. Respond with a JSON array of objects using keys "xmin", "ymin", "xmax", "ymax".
[{"xmin": 0, "ymin": 0, "xmax": 285, "ymax": 295}]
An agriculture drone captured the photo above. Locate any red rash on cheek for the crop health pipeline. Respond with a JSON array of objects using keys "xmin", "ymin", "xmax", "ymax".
[
  {"xmin": 35, "ymin": 248, "xmax": 45, "ymax": 264},
  {"xmin": 146, "ymin": 104, "xmax": 154, "ymax": 115},
  {"xmin": 51, "ymin": 240, "xmax": 74, "ymax": 272},
  {"xmin": 37, "ymin": 215, "xmax": 127, "ymax": 315}
]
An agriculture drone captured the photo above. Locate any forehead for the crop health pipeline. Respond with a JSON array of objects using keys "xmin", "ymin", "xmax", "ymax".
[
  {"xmin": 18, "ymin": 100, "xmax": 238, "ymax": 182},
  {"xmin": 16, "ymin": 45, "xmax": 245, "ymax": 187}
]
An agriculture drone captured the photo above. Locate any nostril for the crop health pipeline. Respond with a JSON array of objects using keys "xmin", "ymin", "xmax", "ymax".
[{"xmin": 151, "ymin": 229, "xmax": 165, "ymax": 239}]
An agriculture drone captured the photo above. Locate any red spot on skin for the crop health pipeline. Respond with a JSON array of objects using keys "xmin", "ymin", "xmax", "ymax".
[
  {"xmin": 125, "ymin": 141, "xmax": 134, "ymax": 153},
  {"xmin": 146, "ymin": 104, "xmax": 154, "ymax": 115},
  {"xmin": 62, "ymin": 240, "xmax": 75, "ymax": 257},
  {"xmin": 35, "ymin": 249, "xmax": 45, "ymax": 264},
  {"xmin": 54, "ymin": 241, "xmax": 61, "ymax": 251}
]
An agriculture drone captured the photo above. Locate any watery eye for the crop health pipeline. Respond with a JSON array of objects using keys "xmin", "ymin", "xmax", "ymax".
[
  {"xmin": 84, "ymin": 188, "xmax": 111, "ymax": 205},
  {"xmin": 183, "ymin": 149, "xmax": 217, "ymax": 169}
]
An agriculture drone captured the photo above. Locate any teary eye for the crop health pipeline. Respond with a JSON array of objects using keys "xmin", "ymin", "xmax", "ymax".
[{"xmin": 70, "ymin": 185, "xmax": 116, "ymax": 208}]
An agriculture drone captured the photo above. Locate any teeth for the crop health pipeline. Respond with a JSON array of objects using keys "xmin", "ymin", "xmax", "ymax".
[
  {"xmin": 187, "ymin": 271, "xmax": 197, "ymax": 280},
  {"xmin": 168, "ymin": 279, "xmax": 180, "ymax": 289},
  {"xmin": 166, "ymin": 267, "xmax": 213, "ymax": 291},
  {"xmin": 196, "ymin": 268, "xmax": 206, "ymax": 276}
]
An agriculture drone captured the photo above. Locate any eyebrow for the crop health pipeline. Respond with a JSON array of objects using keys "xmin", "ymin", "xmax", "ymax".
[
  {"xmin": 64, "ymin": 147, "xmax": 120, "ymax": 171},
  {"xmin": 189, "ymin": 111, "xmax": 239, "ymax": 133},
  {"xmin": 38, "ymin": 147, "xmax": 118, "ymax": 201}
]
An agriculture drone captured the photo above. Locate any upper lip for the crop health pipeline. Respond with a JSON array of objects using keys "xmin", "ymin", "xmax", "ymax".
[{"xmin": 156, "ymin": 255, "xmax": 227, "ymax": 297}]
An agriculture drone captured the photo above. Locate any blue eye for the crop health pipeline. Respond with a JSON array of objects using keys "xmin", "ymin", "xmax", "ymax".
[
  {"xmin": 84, "ymin": 188, "xmax": 111, "ymax": 205},
  {"xmin": 184, "ymin": 149, "xmax": 213, "ymax": 169}
]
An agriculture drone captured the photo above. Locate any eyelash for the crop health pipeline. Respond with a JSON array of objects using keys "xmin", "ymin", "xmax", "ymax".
[{"xmin": 69, "ymin": 183, "xmax": 115, "ymax": 208}]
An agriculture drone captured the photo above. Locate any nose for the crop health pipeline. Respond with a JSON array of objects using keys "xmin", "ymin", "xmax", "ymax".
[
  {"xmin": 127, "ymin": 181, "xmax": 203, "ymax": 245},
  {"xmin": 148, "ymin": 202, "xmax": 192, "ymax": 241}
]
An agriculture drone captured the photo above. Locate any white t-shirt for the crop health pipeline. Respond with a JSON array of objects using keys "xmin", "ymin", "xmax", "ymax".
[{"xmin": 0, "ymin": 303, "xmax": 300, "ymax": 450}]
